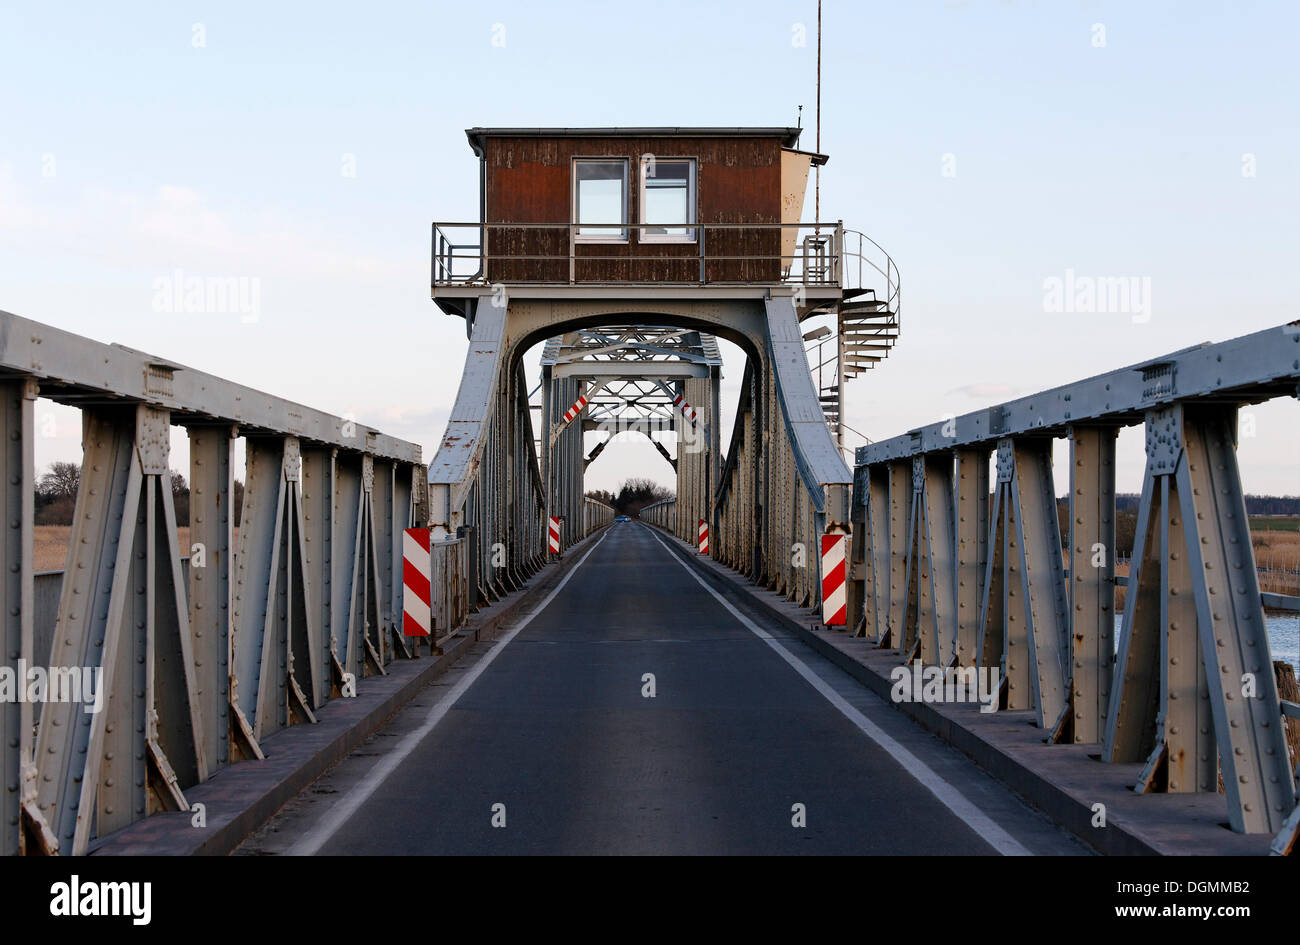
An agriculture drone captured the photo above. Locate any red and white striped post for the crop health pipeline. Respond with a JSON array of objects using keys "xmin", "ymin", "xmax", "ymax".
[
  {"xmin": 673, "ymin": 393, "xmax": 697, "ymax": 424},
  {"xmin": 402, "ymin": 527, "xmax": 432, "ymax": 637},
  {"xmin": 548, "ymin": 516, "xmax": 561, "ymax": 554},
  {"xmin": 820, "ymin": 533, "xmax": 847, "ymax": 627},
  {"xmin": 562, "ymin": 394, "xmax": 588, "ymax": 425},
  {"xmin": 697, "ymin": 518, "xmax": 709, "ymax": 555}
]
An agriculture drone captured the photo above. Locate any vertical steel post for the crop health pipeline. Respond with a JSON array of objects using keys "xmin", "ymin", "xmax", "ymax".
[
  {"xmin": 1065, "ymin": 426, "xmax": 1117, "ymax": 744},
  {"xmin": 1, "ymin": 379, "xmax": 35, "ymax": 856},
  {"xmin": 954, "ymin": 447, "xmax": 989, "ymax": 666},
  {"xmin": 187, "ymin": 425, "xmax": 235, "ymax": 767}
]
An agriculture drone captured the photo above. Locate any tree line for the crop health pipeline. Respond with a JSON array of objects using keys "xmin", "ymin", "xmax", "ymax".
[
  {"xmin": 585, "ymin": 477, "xmax": 673, "ymax": 518},
  {"xmin": 35, "ymin": 461, "xmax": 244, "ymax": 527}
]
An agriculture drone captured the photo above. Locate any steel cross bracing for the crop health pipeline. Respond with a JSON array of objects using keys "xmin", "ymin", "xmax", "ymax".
[
  {"xmin": 0, "ymin": 310, "xmax": 431, "ymax": 855},
  {"xmin": 429, "ymin": 293, "xmax": 851, "ymax": 641},
  {"xmin": 538, "ymin": 327, "xmax": 720, "ymax": 474},
  {"xmin": 846, "ymin": 321, "xmax": 1300, "ymax": 842}
]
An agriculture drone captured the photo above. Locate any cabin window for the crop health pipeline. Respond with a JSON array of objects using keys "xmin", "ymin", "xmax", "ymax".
[
  {"xmin": 573, "ymin": 159, "xmax": 629, "ymax": 241},
  {"xmin": 639, "ymin": 157, "xmax": 696, "ymax": 242}
]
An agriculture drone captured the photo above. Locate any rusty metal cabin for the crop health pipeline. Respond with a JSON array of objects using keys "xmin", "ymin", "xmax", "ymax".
[{"xmin": 432, "ymin": 126, "xmax": 839, "ymax": 301}]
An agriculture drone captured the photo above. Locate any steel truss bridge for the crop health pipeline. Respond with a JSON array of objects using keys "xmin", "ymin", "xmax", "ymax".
[{"xmin": 2, "ymin": 289, "xmax": 1299, "ymax": 854}]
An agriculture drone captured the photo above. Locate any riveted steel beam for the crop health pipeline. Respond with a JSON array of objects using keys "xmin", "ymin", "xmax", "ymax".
[
  {"xmin": 1105, "ymin": 405, "xmax": 1295, "ymax": 832},
  {"xmin": 0, "ymin": 310, "xmax": 420, "ymax": 464},
  {"xmin": 1061, "ymin": 426, "xmax": 1118, "ymax": 745},
  {"xmin": 858, "ymin": 322, "xmax": 1300, "ymax": 464},
  {"xmin": 954, "ymin": 448, "xmax": 990, "ymax": 666},
  {"xmin": 231, "ymin": 436, "xmax": 322, "ymax": 744},
  {"xmin": 31, "ymin": 406, "xmax": 207, "ymax": 855},
  {"xmin": 1, "ymin": 378, "xmax": 35, "ymax": 856},
  {"xmin": 186, "ymin": 424, "xmax": 235, "ymax": 767}
]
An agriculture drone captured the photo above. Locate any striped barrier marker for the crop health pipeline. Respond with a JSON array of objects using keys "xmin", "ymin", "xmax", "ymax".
[
  {"xmin": 402, "ymin": 527, "xmax": 432, "ymax": 637},
  {"xmin": 821, "ymin": 533, "xmax": 847, "ymax": 626},
  {"xmin": 548, "ymin": 516, "xmax": 561, "ymax": 553},
  {"xmin": 673, "ymin": 394, "xmax": 697, "ymax": 424},
  {"xmin": 562, "ymin": 394, "xmax": 589, "ymax": 425},
  {"xmin": 698, "ymin": 518, "xmax": 709, "ymax": 554}
]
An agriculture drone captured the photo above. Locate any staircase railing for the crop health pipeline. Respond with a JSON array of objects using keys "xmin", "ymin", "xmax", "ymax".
[{"xmin": 839, "ymin": 228, "xmax": 901, "ymax": 324}]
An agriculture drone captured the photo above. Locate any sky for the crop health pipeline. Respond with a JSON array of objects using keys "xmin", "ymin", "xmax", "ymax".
[{"xmin": 2, "ymin": 0, "xmax": 1297, "ymax": 496}]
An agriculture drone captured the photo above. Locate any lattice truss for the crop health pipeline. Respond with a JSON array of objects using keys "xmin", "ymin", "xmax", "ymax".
[{"xmin": 537, "ymin": 326, "xmax": 722, "ymax": 469}]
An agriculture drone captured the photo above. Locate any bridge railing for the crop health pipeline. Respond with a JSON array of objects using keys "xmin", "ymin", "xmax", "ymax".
[
  {"xmin": 0, "ymin": 310, "xmax": 428, "ymax": 855},
  {"xmin": 583, "ymin": 496, "xmax": 615, "ymax": 535},
  {"xmin": 430, "ymin": 536, "xmax": 471, "ymax": 642},
  {"xmin": 849, "ymin": 321, "xmax": 1300, "ymax": 843},
  {"xmin": 431, "ymin": 220, "xmax": 896, "ymax": 292},
  {"xmin": 640, "ymin": 497, "xmax": 675, "ymax": 531}
]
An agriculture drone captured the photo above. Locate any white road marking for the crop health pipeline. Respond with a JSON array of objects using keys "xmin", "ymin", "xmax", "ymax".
[
  {"xmin": 287, "ymin": 532, "xmax": 609, "ymax": 856},
  {"xmin": 644, "ymin": 527, "xmax": 1033, "ymax": 857}
]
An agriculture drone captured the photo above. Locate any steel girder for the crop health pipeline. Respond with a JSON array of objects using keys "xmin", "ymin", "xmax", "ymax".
[
  {"xmin": 29, "ymin": 406, "xmax": 206, "ymax": 855},
  {"xmin": 1064, "ymin": 426, "xmax": 1118, "ymax": 745},
  {"xmin": 540, "ymin": 326, "xmax": 721, "ymax": 537},
  {"xmin": 429, "ymin": 302, "xmax": 548, "ymax": 597},
  {"xmin": 0, "ymin": 312, "xmax": 426, "ymax": 855},
  {"xmin": 708, "ymin": 298, "xmax": 853, "ymax": 612},
  {"xmin": 954, "ymin": 448, "xmax": 990, "ymax": 664},
  {"xmin": 1104, "ymin": 405, "xmax": 1294, "ymax": 833},
  {"xmin": 1, "ymin": 379, "xmax": 36, "ymax": 856},
  {"xmin": 847, "ymin": 324, "xmax": 1300, "ymax": 836}
]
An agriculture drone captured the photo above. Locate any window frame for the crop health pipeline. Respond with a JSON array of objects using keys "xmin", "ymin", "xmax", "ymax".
[
  {"xmin": 571, "ymin": 157, "xmax": 631, "ymax": 244},
  {"xmin": 637, "ymin": 155, "xmax": 698, "ymax": 244}
]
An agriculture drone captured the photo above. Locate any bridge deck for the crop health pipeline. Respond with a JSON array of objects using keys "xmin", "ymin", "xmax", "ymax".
[{"xmin": 238, "ymin": 524, "xmax": 1084, "ymax": 856}]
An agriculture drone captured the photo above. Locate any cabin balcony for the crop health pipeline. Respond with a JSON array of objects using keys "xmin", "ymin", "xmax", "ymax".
[{"xmin": 430, "ymin": 220, "xmax": 896, "ymax": 311}]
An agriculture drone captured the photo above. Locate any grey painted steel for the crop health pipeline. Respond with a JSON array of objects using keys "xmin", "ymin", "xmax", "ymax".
[
  {"xmin": 231, "ymin": 437, "xmax": 322, "ymax": 743},
  {"xmin": 1104, "ymin": 404, "xmax": 1295, "ymax": 833},
  {"xmin": 188, "ymin": 426, "xmax": 235, "ymax": 767},
  {"xmin": 858, "ymin": 322, "xmax": 1300, "ymax": 465},
  {"xmin": 1, "ymin": 379, "xmax": 34, "ymax": 856},
  {"xmin": 919, "ymin": 456, "xmax": 958, "ymax": 663},
  {"xmin": 0, "ymin": 310, "xmax": 419, "ymax": 464},
  {"xmin": 31, "ymin": 406, "xmax": 206, "ymax": 855},
  {"xmin": 851, "ymin": 323, "xmax": 1300, "ymax": 837},
  {"xmin": 2, "ymin": 314, "xmax": 426, "ymax": 855},
  {"xmin": 1007, "ymin": 440, "xmax": 1069, "ymax": 731},
  {"xmin": 762, "ymin": 298, "xmax": 852, "ymax": 519},
  {"xmin": 1067, "ymin": 426, "xmax": 1117, "ymax": 745},
  {"xmin": 954, "ymin": 448, "xmax": 989, "ymax": 665}
]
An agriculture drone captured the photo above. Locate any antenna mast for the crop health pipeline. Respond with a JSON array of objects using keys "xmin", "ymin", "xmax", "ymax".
[{"xmin": 815, "ymin": 0, "xmax": 821, "ymax": 224}]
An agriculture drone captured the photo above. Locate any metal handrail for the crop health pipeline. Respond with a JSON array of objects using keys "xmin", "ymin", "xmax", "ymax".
[
  {"xmin": 840, "ymin": 227, "xmax": 901, "ymax": 318},
  {"xmin": 432, "ymin": 220, "xmax": 854, "ymax": 288},
  {"xmin": 432, "ymin": 220, "xmax": 901, "ymax": 327}
]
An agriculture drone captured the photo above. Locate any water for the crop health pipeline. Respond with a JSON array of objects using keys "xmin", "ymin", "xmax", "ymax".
[{"xmin": 1113, "ymin": 614, "xmax": 1299, "ymax": 671}]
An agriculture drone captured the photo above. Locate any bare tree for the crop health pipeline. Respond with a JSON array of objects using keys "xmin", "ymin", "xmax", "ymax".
[{"xmin": 39, "ymin": 461, "xmax": 81, "ymax": 499}]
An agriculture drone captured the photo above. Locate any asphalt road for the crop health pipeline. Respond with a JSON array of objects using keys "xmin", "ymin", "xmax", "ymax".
[{"xmin": 240, "ymin": 523, "xmax": 1086, "ymax": 856}]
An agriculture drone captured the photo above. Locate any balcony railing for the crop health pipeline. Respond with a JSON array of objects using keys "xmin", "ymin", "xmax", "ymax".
[{"xmin": 431, "ymin": 220, "xmax": 887, "ymax": 292}]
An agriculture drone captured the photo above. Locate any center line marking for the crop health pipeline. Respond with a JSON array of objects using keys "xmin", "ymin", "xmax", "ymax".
[
  {"xmin": 286, "ymin": 531, "xmax": 609, "ymax": 856},
  {"xmin": 644, "ymin": 526, "xmax": 1032, "ymax": 857}
]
